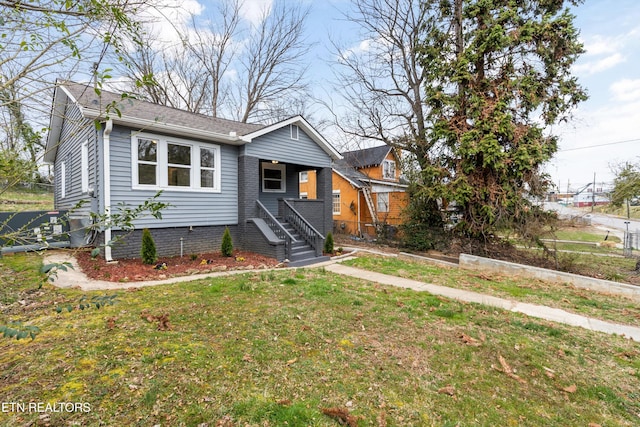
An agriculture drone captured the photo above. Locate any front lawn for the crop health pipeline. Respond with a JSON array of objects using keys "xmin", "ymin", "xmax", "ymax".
[
  {"xmin": 1, "ymin": 253, "xmax": 639, "ymax": 426},
  {"xmin": 344, "ymin": 254, "xmax": 640, "ymax": 326}
]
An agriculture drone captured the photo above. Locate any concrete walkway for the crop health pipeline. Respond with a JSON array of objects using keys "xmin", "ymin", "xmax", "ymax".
[
  {"xmin": 44, "ymin": 250, "xmax": 640, "ymax": 342},
  {"xmin": 325, "ymin": 264, "xmax": 640, "ymax": 342}
]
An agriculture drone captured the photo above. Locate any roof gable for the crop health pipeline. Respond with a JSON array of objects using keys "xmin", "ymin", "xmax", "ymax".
[
  {"xmin": 342, "ymin": 145, "xmax": 394, "ymax": 169},
  {"xmin": 243, "ymin": 116, "xmax": 341, "ymax": 160}
]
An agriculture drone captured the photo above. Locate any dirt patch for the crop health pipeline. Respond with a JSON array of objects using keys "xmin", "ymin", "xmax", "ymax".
[{"xmin": 75, "ymin": 250, "xmax": 282, "ymax": 283}]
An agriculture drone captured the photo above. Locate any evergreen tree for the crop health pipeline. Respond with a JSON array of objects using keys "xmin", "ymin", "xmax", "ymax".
[
  {"xmin": 140, "ymin": 228, "xmax": 157, "ymax": 265},
  {"xmin": 324, "ymin": 232, "xmax": 334, "ymax": 254},
  {"xmin": 221, "ymin": 227, "xmax": 233, "ymax": 257},
  {"xmin": 418, "ymin": 0, "xmax": 587, "ymax": 239}
]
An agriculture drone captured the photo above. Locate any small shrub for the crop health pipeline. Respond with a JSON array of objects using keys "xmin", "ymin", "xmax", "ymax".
[
  {"xmin": 221, "ymin": 227, "xmax": 233, "ymax": 257},
  {"xmin": 190, "ymin": 253, "xmax": 198, "ymax": 261},
  {"xmin": 324, "ymin": 232, "xmax": 334, "ymax": 254},
  {"xmin": 141, "ymin": 228, "xmax": 157, "ymax": 265}
]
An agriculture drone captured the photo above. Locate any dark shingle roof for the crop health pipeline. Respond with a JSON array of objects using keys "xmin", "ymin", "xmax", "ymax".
[
  {"xmin": 341, "ymin": 145, "xmax": 392, "ymax": 169},
  {"xmin": 63, "ymin": 81, "xmax": 265, "ymax": 136},
  {"xmin": 333, "ymin": 159, "xmax": 369, "ymax": 188}
]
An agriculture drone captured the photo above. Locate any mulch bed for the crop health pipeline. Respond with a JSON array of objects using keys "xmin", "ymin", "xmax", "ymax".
[{"xmin": 75, "ymin": 249, "xmax": 282, "ymax": 283}]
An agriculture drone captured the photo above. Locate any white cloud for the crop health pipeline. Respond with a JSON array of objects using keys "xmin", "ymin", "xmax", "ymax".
[
  {"xmin": 573, "ymin": 53, "xmax": 625, "ymax": 76},
  {"xmin": 138, "ymin": 0, "xmax": 205, "ymax": 47},
  {"xmin": 610, "ymin": 79, "xmax": 640, "ymax": 102},
  {"xmin": 581, "ymin": 35, "xmax": 622, "ymax": 56},
  {"xmin": 239, "ymin": 0, "xmax": 273, "ymax": 26}
]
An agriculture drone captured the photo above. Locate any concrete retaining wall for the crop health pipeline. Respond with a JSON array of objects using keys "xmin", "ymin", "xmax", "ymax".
[
  {"xmin": 459, "ymin": 253, "xmax": 640, "ymax": 302},
  {"xmin": 399, "ymin": 252, "xmax": 459, "ymax": 268}
]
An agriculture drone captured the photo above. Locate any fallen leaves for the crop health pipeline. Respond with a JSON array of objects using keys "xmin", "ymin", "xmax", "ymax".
[
  {"xmin": 561, "ymin": 384, "xmax": 577, "ymax": 393},
  {"xmin": 543, "ymin": 366, "xmax": 555, "ymax": 379},
  {"xmin": 459, "ymin": 333, "xmax": 481, "ymax": 346},
  {"xmin": 106, "ymin": 317, "xmax": 116, "ymax": 330},
  {"xmin": 494, "ymin": 354, "xmax": 527, "ymax": 384},
  {"xmin": 321, "ymin": 407, "xmax": 360, "ymax": 427},
  {"xmin": 140, "ymin": 310, "xmax": 172, "ymax": 331},
  {"xmin": 437, "ymin": 385, "xmax": 456, "ymax": 396},
  {"xmin": 285, "ymin": 357, "xmax": 298, "ymax": 367}
]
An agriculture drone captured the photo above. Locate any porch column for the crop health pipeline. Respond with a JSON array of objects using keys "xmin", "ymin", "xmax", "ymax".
[
  {"xmin": 238, "ymin": 155, "xmax": 260, "ymax": 238},
  {"xmin": 316, "ymin": 166, "xmax": 333, "ymax": 236}
]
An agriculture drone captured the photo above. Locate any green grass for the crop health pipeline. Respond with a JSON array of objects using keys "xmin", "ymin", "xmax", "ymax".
[
  {"xmin": 553, "ymin": 228, "xmax": 620, "ymax": 243},
  {"xmin": 0, "ymin": 187, "xmax": 54, "ymax": 212},
  {"xmin": 1, "ymin": 253, "xmax": 640, "ymax": 426},
  {"xmin": 593, "ymin": 204, "xmax": 640, "ymax": 220},
  {"xmin": 343, "ymin": 254, "xmax": 640, "ymax": 326}
]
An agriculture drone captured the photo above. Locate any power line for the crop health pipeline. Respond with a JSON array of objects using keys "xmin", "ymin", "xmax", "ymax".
[{"xmin": 558, "ymin": 138, "xmax": 640, "ymax": 152}]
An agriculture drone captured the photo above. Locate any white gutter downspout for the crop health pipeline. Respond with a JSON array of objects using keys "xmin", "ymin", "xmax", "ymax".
[{"xmin": 102, "ymin": 119, "xmax": 114, "ymax": 262}]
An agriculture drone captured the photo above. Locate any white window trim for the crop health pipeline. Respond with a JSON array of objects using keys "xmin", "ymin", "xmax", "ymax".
[
  {"xmin": 300, "ymin": 192, "xmax": 308, "ymax": 199},
  {"xmin": 290, "ymin": 124, "xmax": 299, "ymax": 140},
  {"xmin": 299, "ymin": 171, "xmax": 308, "ymax": 183},
  {"xmin": 81, "ymin": 140, "xmax": 89, "ymax": 193},
  {"xmin": 131, "ymin": 133, "xmax": 221, "ymax": 193},
  {"xmin": 60, "ymin": 161, "xmax": 66, "ymax": 199},
  {"xmin": 261, "ymin": 162, "xmax": 286, "ymax": 193},
  {"xmin": 332, "ymin": 190, "xmax": 341, "ymax": 215}
]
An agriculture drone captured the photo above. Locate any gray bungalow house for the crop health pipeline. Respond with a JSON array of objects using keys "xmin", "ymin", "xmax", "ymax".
[{"xmin": 44, "ymin": 82, "xmax": 341, "ymax": 266}]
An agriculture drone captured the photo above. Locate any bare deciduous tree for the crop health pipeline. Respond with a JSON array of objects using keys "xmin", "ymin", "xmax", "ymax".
[
  {"xmin": 329, "ymin": 0, "xmax": 430, "ymax": 151},
  {"xmin": 120, "ymin": 0, "xmax": 311, "ymax": 124},
  {"xmin": 235, "ymin": 1, "xmax": 311, "ymax": 123},
  {"xmin": 0, "ymin": 0, "xmax": 157, "ymax": 185}
]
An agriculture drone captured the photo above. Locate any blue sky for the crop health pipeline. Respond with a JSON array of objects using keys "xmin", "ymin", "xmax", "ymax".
[
  {"xmin": 548, "ymin": 1, "xmax": 640, "ymax": 190},
  {"xmin": 154, "ymin": 0, "xmax": 639, "ymax": 191}
]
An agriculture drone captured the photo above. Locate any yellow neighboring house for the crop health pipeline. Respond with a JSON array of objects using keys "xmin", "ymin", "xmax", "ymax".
[{"xmin": 300, "ymin": 145, "xmax": 408, "ymax": 237}]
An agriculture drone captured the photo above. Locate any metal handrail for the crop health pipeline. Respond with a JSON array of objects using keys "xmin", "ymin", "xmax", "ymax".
[
  {"xmin": 282, "ymin": 199, "xmax": 325, "ymax": 257},
  {"xmin": 256, "ymin": 200, "xmax": 295, "ymax": 259}
]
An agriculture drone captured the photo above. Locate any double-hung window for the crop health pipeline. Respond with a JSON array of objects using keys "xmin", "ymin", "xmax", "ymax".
[
  {"xmin": 132, "ymin": 134, "xmax": 220, "ymax": 192},
  {"xmin": 377, "ymin": 192, "xmax": 389, "ymax": 213},
  {"xmin": 200, "ymin": 147, "xmax": 217, "ymax": 188},
  {"xmin": 167, "ymin": 143, "xmax": 191, "ymax": 187},
  {"xmin": 136, "ymin": 137, "xmax": 158, "ymax": 185},
  {"xmin": 332, "ymin": 190, "xmax": 341, "ymax": 215}
]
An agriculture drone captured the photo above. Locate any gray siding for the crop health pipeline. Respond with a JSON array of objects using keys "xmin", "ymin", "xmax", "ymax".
[
  {"xmin": 245, "ymin": 126, "xmax": 332, "ymax": 168},
  {"xmin": 53, "ymin": 101, "xmax": 98, "ymax": 217},
  {"xmin": 108, "ymin": 126, "xmax": 239, "ymax": 230}
]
